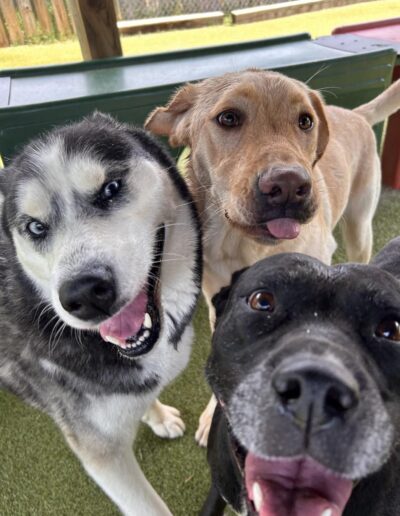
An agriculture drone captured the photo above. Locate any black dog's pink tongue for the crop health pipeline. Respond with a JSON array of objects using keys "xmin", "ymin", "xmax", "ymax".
[
  {"xmin": 245, "ymin": 454, "xmax": 353, "ymax": 516},
  {"xmin": 99, "ymin": 290, "xmax": 148, "ymax": 344},
  {"xmin": 266, "ymin": 218, "xmax": 300, "ymax": 239}
]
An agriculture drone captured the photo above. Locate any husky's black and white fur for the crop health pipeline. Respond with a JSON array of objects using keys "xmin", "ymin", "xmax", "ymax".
[{"xmin": 0, "ymin": 113, "xmax": 202, "ymax": 515}]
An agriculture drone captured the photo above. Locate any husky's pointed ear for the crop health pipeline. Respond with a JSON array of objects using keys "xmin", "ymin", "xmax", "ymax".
[
  {"xmin": 87, "ymin": 111, "xmax": 118, "ymax": 127},
  {"xmin": 309, "ymin": 90, "xmax": 330, "ymax": 163},
  {"xmin": 212, "ymin": 267, "xmax": 248, "ymax": 320},
  {"xmin": 145, "ymin": 83, "xmax": 198, "ymax": 147},
  {"xmin": 371, "ymin": 237, "xmax": 400, "ymax": 280}
]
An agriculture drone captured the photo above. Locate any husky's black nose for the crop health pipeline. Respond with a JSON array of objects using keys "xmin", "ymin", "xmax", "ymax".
[
  {"xmin": 59, "ymin": 273, "xmax": 116, "ymax": 321},
  {"xmin": 272, "ymin": 357, "xmax": 359, "ymax": 429}
]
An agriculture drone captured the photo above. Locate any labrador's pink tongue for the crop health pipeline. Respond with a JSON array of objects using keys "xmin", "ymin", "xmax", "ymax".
[
  {"xmin": 99, "ymin": 290, "xmax": 147, "ymax": 342},
  {"xmin": 266, "ymin": 218, "xmax": 300, "ymax": 239},
  {"xmin": 245, "ymin": 454, "xmax": 353, "ymax": 516}
]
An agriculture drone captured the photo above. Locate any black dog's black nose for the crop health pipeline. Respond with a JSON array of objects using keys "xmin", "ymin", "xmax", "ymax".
[
  {"xmin": 272, "ymin": 359, "xmax": 359, "ymax": 428},
  {"xmin": 258, "ymin": 166, "xmax": 311, "ymax": 206},
  {"xmin": 59, "ymin": 274, "xmax": 116, "ymax": 321}
]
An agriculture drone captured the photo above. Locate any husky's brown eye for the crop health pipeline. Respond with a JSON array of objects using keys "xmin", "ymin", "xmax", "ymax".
[
  {"xmin": 248, "ymin": 291, "xmax": 275, "ymax": 311},
  {"xmin": 216, "ymin": 110, "xmax": 242, "ymax": 128},
  {"xmin": 375, "ymin": 320, "xmax": 400, "ymax": 341},
  {"xmin": 299, "ymin": 113, "xmax": 313, "ymax": 131}
]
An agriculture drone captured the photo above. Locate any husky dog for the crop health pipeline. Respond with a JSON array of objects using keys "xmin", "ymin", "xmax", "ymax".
[{"xmin": 0, "ymin": 113, "xmax": 202, "ymax": 515}]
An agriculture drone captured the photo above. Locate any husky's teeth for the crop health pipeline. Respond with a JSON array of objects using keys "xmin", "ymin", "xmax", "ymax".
[
  {"xmin": 143, "ymin": 330, "xmax": 150, "ymax": 338},
  {"xmin": 144, "ymin": 313, "xmax": 152, "ymax": 329},
  {"xmin": 321, "ymin": 510, "xmax": 333, "ymax": 516},
  {"xmin": 253, "ymin": 482, "xmax": 262, "ymax": 512}
]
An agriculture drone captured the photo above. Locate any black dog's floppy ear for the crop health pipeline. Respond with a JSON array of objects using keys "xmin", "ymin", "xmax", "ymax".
[
  {"xmin": 212, "ymin": 267, "xmax": 248, "ymax": 320},
  {"xmin": 371, "ymin": 237, "xmax": 400, "ymax": 280}
]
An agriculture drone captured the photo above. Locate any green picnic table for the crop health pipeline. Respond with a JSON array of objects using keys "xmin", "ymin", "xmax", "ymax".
[{"xmin": 0, "ymin": 33, "xmax": 396, "ymax": 164}]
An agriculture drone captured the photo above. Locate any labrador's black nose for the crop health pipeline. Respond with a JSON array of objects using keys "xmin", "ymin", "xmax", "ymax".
[
  {"xmin": 258, "ymin": 166, "xmax": 311, "ymax": 206},
  {"xmin": 59, "ymin": 273, "xmax": 116, "ymax": 321},
  {"xmin": 272, "ymin": 358, "xmax": 359, "ymax": 429}
]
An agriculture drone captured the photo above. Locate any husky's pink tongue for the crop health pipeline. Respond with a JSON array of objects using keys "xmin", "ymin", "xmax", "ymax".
[
  {"xmin": 99, "ymin": 290, "xmax": 147, "ymax": 342},
  {"xmin": 245, "ymin": 454, "xmax": 353, "ymax": 516},
  {"xmin": 266, "ymin": 218, "xmax": 300, "ymax": 239}
]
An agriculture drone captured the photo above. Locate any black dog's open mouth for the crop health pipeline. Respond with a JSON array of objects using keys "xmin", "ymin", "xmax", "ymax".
[
  {"xmin": 244, "ymin": 453, "xmax": 353, "ymax": 516},
  {"xmin": 227, "ymin": 431, "xmax": 352, "ymax": 516},
  {"xmin": 98, "ymin": 226, "xmax": 165, "ymax": 359}
]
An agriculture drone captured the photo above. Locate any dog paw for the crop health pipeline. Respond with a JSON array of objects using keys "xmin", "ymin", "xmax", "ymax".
[
  {"xmin": 195, "ymin": 395, "xmax": 217, "ymax": 447},
  {"xmin": 142, "ymin": 400, "xmax": 185, "ymax": 439}
]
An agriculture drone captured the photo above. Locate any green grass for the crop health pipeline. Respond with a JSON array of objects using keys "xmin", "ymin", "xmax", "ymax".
[
  {"xmin": 0, "ymin": 188, "xmax": 400, "ymax": 515},
  {"xmin": 0, "ymin": 0, "xmax": 399, "ymax": 69}
]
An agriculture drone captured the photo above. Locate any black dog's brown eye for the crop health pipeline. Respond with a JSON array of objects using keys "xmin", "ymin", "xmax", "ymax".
[
  {"xmin": 216, "ymin": 110, "xmax": 241, "ymax": 128},
  {"xmin": 298, "ymin": 113, "xmax": 313, "ymax": 131},
  {"xmin": 248, "ymin": 291, "xmax": 275, "ymax": 311},
  {"xmin": 375, "ymin": 320, "xmax": 400, "ymax": 341}
]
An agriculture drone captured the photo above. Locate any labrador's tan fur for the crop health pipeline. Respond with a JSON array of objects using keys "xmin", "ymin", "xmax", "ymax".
[{"xmin": 146, "ymin": 70, "xmax": 400, "ymax": 445}]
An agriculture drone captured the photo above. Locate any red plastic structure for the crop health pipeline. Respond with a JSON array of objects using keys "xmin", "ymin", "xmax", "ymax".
[{"xmin": 333, "ymin": 18, "xmax": 400, "ymax": 189}]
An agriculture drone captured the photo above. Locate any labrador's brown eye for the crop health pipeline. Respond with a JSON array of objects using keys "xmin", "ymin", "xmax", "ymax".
[
  {"xmin": 216, "ymin": 110, "xmax": 242, "ymax": 128},
  {"xmin": 375, "ymin": 320, "xmax": 400, "ymax": 341},
  {"xmin": 248, "ymin": 291, "xmax": 275, "ymax": 311},
  {"xmin": 299, "ymin": 113, "xmax": 313, "ymax": 131}
]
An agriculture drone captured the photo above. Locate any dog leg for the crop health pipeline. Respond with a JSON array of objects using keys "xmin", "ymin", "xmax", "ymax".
[
  {"xmin": 142, "ymin": 398, "xmax": 185, "ymax": 439},
  {"xmin": 65, "ymin": 429, "xmax": 172, "ymax": 516},
  {"xmin": 342, "ymin": 156, "xmax": 381, "ymax": 264},
  {"xmin": 200, "ymin": 483, "xmax": 227, "ymax": 516},
  {"xmin": 195, "ymin": 394, "xmax": 217, "ymax": 447}
]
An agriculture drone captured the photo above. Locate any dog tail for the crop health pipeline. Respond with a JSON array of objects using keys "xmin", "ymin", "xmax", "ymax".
[{"xmin": 354, "ymin": 79, "xmax": 400, "ymax": 125}]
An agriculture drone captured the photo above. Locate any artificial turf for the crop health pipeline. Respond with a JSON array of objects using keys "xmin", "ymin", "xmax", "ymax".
[{"xmin": 0, "ymin": 187, "xmax": 399, "ymax": 515}]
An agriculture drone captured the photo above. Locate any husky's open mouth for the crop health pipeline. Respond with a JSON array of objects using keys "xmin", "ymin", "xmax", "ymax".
[{"xmin": 99, "ymin": 225, "xmax": 165, "ymax": 359}]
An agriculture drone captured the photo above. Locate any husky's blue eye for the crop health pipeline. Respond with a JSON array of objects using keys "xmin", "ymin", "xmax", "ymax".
[
  {"xmin": 101, "ymin": 180, "xmax": 121, "ymax": 200},
  {"xmin": 27, "ymin": 220, "xmax": 47, "ymax": 238},
  {"xmin": 248, "ymin": 291, "xmax": 275, "ymax": 311}
]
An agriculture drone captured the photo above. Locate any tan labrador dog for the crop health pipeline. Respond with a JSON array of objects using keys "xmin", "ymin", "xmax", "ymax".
[{"xmin": 146, "ymin": 70, "xmax": 400, "ymax": 445}]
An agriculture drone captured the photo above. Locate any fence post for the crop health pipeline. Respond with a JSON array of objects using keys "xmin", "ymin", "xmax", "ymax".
[
  {"xmin": 113, "ymin": 0, "xmax": 122, "ymax": 21},
  {"xmin": 17, "ymin": 0, "xmax": 38, "ymax": 38},
  {"xmin": 32, "ymin": 0, "xmax": 53, "ymax": 34},
  {"xmin": 51, "ymin": 0, "xmax": 73, "ymax": 36},
  {"xmin": 0, "ymin": 0, "xmax": 24, "ymax": 44},
  {"xmin": 68, "ymin": 0, "xmax": 122, "ymax": 60},
  {"xmin": 0, "ymin": 14, "xmax": 10, "ymax": 47}
]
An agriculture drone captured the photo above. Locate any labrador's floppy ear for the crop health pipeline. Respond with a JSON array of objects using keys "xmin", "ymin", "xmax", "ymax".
[
  {"xmin": 212, "ymin": 267, "xmax": 248, "ymax": 321},
  {"xmin": 371, "ymin": 237, "xmax": 400, "ymax": 280},
  {"xmin": 309, "ymin": 90, "xmax": 330, "ymax": 164},
  {"xmin": 145, "ymin": 83, "xmax": 198, "ymax": 147}
]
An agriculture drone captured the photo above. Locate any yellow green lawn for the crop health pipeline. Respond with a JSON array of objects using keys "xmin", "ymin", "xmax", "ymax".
[{"xmin": 0, "ymin": 0, "xmax": 399, "ymax": 69}]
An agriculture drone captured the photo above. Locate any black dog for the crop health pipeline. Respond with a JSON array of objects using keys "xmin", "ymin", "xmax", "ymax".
[{"xmin": 202, "ymin": 237, "xmax": 400, "ymax": 516}]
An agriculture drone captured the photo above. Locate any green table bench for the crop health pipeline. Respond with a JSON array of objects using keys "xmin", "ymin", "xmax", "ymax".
[{"xmin": 0, "ymin": 33, "xmax": 396, "ymax": 164}]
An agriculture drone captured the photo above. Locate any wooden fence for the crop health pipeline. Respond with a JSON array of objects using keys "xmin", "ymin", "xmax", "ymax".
[{"xmin": 0, "ymin": 0, "xmax": 73, "ymax": 46}]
